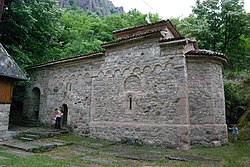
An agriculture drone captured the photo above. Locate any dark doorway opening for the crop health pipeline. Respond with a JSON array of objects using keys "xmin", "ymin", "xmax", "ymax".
[
  {"xmin": 32, "ymin": 87, "xmax": 40, "ymax": 120},
  {"xmin": 61, "ymin": 104, "xmax": 68, "ymax": 126}
]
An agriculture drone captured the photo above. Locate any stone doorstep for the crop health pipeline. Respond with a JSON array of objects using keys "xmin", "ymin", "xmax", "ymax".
[
  {"xmin": 80, "ymin": 156, "xmax": 116, "ymax": 164},
  {"xmin": 84, "ymin": 142, "xmax": 109, "ymax": 149},
  {"xmin": 118, "ymin": 153, "xmax": 162, "ymax": 161},
  {"xmin": 19, "ymin": 137, "xmax": 34, "ymax": 142},
  {"xmin": 16, "ymin": 130, "xmax": 68, "ymax": 141},
  {"xmin": 167, "ymin": 154, "xmax": 220, "ymax": 163},
  {"xmin": 0, "ymin": 139, "xmax": 71, "ymax": 153},
  {"xmin": 1, "ymin": 140, "xmax": 38, "ymax": 151},
  {"xmin": 23, "ymin": 133, "xmax": 41, "ymax": 140}
]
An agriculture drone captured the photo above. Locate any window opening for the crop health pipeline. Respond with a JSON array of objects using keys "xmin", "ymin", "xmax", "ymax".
[
  {"xmin": 69, "ymin": 83, "xmax": 72, "ymax": 91},
  {"xmin": 129, "ymin": 96, "xmax": 132, "ymax": 110}
]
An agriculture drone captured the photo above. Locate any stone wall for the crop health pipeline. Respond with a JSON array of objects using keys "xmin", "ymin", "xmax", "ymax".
[
  {"xmin": 23, "ymin": 69, "xmax": 47, "ymax": 121},
  {"xmin": 89, "ymin": 38, "xmax": 192, "ymax": 148},
  {"xmin": 0, "ymin": 104, "xmax": 11, "ymax": 141},
  {"xmin": 24, "ymin": 57, "xmax": 104, "ymax": 134},
  {"xmin": 187, "ymin": 57, "xmax": 228, "ymax": 146}
]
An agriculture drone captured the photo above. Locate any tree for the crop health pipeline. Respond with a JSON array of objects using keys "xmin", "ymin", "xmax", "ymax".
[
  {"xmin": 191, "ymin": 0, "xmax": 250, "ymax": 71},
  {"xmin": 0, "ymin": 0, "xmax": 63, "ymax": 69},
  {"xmin": 0, "ymin": 1, "xmax": 161, "ymax": 68},
  {"xmin": 172, "ymin": 0, "xmax": 250, "ymax": 126},
  {"xmin": 58, "ymin": 8, "xmax": 161, "ymax": 58}
]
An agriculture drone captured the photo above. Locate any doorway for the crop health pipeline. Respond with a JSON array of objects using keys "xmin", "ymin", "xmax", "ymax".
[
  {"xmin": 61, "ymin": 104, "xmax": 68, "ymax": 126},
  {"xmin": 32, "ymin": 87, "xmax": 40, "ymax": 120}
]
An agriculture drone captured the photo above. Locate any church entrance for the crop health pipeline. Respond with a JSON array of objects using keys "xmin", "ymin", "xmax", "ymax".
[
  {"xmin": 32, "ymin": 87, "xmax": 40, "ymax": 120},
  {"xmin": 61, "ymin": 104, "xmax": 68, "ymax": 126}
]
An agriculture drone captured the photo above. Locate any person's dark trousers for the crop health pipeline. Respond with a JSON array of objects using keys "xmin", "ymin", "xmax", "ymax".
[{"xmin": 55, "ymin": 117, "xmax": 61, "ymax": 130}]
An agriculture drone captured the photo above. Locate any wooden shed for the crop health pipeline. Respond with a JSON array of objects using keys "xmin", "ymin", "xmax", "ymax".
[
  {"xmin": 0, "ymin": 43, "xmax": 27, "ymax": 140},
  {"xmin": 0, "ymin": 43, "xmax": 27, "ymax": 104}
]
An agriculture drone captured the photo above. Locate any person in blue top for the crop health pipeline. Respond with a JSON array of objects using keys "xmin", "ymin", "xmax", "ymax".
[{"xmin": 229, "ymin": 124, "xmax": 238, "ymax": 143}]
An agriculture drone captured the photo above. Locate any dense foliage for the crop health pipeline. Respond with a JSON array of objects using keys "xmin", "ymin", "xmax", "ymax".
[
  {"xmin": 171, "ymin": 0, "xmax": 250, "ymax": 126},
  {"xmin": 0, "ymin": 1, "xmax": 160, "ymax": 68},
  {"xmin": 0, "ymin": 0, "xmax": 63, "ymax": 69},
  {"xmin": 173, "ymin": 0, "xmax": 250, "ymax": 71},
  {"xmin": 58, "ymin": 9, "xmax": 160, "ymax": 57},
  {"xmin": 0, "ymin": 0, "xmax": 249, "ymax": 127}
]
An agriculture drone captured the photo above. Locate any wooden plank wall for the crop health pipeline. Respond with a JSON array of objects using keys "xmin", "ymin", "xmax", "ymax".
[{"xmin": 0, "ymin": 76, "xmax": 14, "ymax": 104}]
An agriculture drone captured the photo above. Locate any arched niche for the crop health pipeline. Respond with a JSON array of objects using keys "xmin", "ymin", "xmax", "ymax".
[
  {"xmin": 124, "ymin": 75, "xmax": 141, "ymax": 91},
  {"xmin": 31, "ymin": 87, "xmax": 41, "ymax": 120},
  {"xmin": 61, "ymin": 104, "xmax": 68, "ymax": 127}
]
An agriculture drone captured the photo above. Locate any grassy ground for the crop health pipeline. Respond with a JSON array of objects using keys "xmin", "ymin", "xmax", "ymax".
[{"xmin": 0, "ymin": 134, "xmax": 249, "ymax": 167}]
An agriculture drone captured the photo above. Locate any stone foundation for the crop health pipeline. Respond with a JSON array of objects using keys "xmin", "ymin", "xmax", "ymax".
[
  {"xmin": 90, "ymin": 122, "xmax": 190, "ymax": 149},
  {"xmin": 0, "ymin": 104, "xmax": 11, "ymax": 141}
]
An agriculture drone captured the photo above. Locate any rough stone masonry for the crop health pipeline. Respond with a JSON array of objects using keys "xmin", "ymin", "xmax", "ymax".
[{"xmin": 23, "ymin": 20, "xmax": 228, "ymax": 149}]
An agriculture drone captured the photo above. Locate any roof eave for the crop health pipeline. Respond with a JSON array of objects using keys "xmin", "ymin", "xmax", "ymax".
[
  {"xmin": 26, "ymin": 51, "xmax": 105, "ymax": 70},
  {"xmin": 186, "ymin": 50, "xmax": 228, "ymax": 66}
]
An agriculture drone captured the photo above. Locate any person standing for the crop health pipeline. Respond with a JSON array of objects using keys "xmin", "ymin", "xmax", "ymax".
[
  {"xmin": 229, "ymin": 124, "xmax": 239, "ymax": 143},
  {"xmin": 54, "ymin": 108, "xmax": 63, "ymax": 130}
]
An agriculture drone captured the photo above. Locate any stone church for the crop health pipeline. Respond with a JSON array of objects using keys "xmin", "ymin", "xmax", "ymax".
[{"xmin": 24, "ymin": 20, "xmax": 228, "ymax": 149}]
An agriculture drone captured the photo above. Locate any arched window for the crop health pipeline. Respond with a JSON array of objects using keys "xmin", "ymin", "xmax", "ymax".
[{"xmin": 32, "ymin": 87, "xmax": 40, "ymax": 120}]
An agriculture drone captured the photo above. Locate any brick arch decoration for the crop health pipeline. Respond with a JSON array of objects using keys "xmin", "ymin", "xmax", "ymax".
[
  {"xmin": 98, "ymin": 71, "xmax": 104, "ymax": 78},
  {"xmin": 143, "ymin": 66, "xmax": 152, "ymax": 73},
  {"xmin": 70, "ymin": 74, "xmax": 76, "ymax": 81},
  {"xmin": 64, "ymin": 75, "xmax": 69, "ymax": 82},
  {"xmin": 77, "ymin": 74, "xmax": 83, "ymax": 81},
  {"xmin": 114, "ymin": 69, "xmax": 121, "ymax": 77},
  {"xmin": 123, "ymin": 68, "xmax": 130, "ymax": 76},
  {"xmin": 154, "ymin": 64, "xmax": 163, "ymax": 75},
  {"xmin": 84, "ymin": 72, "xmax": 92, "ymax": 86},
  {"xmin": 105, "ymin": 70, "xmax": 113, "ymax": 78},
  {"xmin": 133, "ymin": 67, "xmax": 141, "ymax": 75}
]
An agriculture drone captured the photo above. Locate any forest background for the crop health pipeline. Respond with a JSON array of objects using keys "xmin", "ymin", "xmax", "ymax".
[{"xmin": 0, "ymin": 0, "xmax": 249, "ymax": 139}]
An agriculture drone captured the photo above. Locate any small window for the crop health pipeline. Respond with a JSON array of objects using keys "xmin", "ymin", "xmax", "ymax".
[
  {"xmin": 66, "ymin": 83, "xmax": 72, "ymax": 91},
  {"xmin": 129, "ymin": 96, "xmax": 132, "ymax": 110}
]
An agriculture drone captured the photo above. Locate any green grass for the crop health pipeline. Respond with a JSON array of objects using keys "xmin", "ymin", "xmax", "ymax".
[{"xmin": 0, "ymin": 134, "xmax": 249, "ymax": 167}]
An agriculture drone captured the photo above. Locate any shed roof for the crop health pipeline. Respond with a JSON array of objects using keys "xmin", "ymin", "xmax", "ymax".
[{"xmin": 0, "ymin": 43, "xmax": 27, "ymax": 80}]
